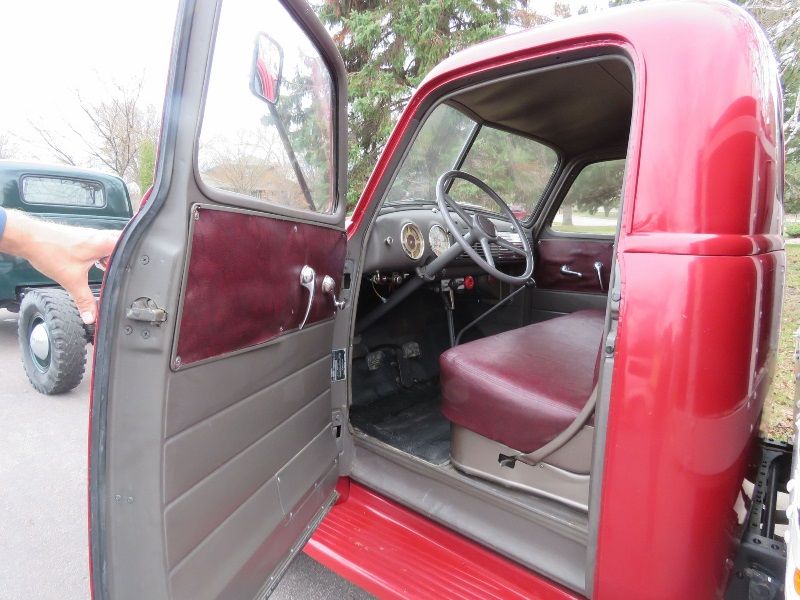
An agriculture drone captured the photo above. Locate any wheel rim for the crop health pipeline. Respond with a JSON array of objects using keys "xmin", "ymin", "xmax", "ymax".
[{"xmin": 28, "ymin": 316, "xmax": 51, "ymax": 372}]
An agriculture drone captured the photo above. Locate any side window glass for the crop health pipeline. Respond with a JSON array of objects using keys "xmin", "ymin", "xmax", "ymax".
[
  {"xmin": 198, "ymin": 0, "xmax": 334, "ymax": 213},
  {"xmin": 550, "ymin": 159, "xmax": 625, "ymax": 234}
]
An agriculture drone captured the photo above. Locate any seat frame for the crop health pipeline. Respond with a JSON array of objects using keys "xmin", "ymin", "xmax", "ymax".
[{"xmin": 450, "ymin": 425, "xmax": 594, "ymax": 511}]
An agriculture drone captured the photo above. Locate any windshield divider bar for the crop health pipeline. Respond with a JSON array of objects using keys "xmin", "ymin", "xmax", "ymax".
[{"xmin": 445, "ymin": 122, "xmax": 482, "ymax": 195}]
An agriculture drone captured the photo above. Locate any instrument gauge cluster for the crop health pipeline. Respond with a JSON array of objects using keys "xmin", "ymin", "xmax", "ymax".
[
  {"xmin": 400, "ymin": 222, "xmax": 425, "ymax": 260},
  {"xmin": 363, "ymin": 208, "xmax": 521, "ymax": 274},
  {"xmin": 428, "ymin": 223, "xmax": 451, "ymax": 257}
]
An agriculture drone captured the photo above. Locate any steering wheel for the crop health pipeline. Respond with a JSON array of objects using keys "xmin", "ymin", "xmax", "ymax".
[{"xmin": 435, "ymin": 170, "xmax": 534, "ymax": 285}]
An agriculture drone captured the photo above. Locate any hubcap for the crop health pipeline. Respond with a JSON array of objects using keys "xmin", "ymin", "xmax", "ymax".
[{"xmin": 28, "ymin": 318, "xmax": 51, "ymax": 371}]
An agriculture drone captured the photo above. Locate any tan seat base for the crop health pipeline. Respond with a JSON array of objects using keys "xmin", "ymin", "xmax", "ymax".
[{"xmin": 449, "ymin": 426, "xmax": 592, "ymax": 511}]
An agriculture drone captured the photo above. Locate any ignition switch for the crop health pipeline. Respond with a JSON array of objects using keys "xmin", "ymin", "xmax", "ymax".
[{"xmin": 446, "ymin": 276, "xmax": 475, "ymax": 292}]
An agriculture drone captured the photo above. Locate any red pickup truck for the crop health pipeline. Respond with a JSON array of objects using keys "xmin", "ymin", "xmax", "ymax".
[{"xmin": 87, "ymin": 0, "xmax": 789, "ymax": 598}]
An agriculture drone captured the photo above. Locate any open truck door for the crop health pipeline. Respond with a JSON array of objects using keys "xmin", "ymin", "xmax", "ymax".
[{"xmin": 88, "ymin": 1, "xmax": 349, "ymax": 598}]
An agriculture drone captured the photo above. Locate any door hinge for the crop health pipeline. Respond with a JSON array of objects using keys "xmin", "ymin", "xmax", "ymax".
[{"xmin": 126, "ymin": 297, "xmax": 167, "ymax": 324}]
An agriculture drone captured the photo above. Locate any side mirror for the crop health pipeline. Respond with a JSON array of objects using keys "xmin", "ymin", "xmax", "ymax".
[{"xmin": 250, "ymin": 33, "xmax": 283, "ymax": 105}]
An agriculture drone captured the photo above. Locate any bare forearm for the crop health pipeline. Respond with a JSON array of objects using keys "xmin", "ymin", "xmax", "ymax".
[
  {"xmin": 0, "ymin": 209, "xmax": 120, "ymax": 323},
  {"xmin": 0, "ymin": 210, "xmax": 73, "ymax": 261}
]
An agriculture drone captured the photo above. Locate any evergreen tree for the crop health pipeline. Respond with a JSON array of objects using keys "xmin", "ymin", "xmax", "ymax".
[{"xmin": 316, "ymin": 0, "xmax": 514, "ymax": 207}]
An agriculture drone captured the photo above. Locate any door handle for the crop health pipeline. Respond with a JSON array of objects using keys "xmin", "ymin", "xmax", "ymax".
[
  {"xmin": 321, "ymin": 275, "xmax": 346, "ymax": 310},
  {"xmin": 560, "ymin": 265, "xmax": 583, "ymax": 278},
  {"xmin": 594, "ymin": 261, "xmax": 605, "ymax": 291},
  {"xmin": 299, "ymin": 265, "xmax": 315, "ymax": 330}
]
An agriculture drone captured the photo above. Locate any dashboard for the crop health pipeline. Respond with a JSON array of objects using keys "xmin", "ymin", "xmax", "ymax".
[{"xmin": 363, "ymin": 205, "xmax": 527, "ymax": 274}]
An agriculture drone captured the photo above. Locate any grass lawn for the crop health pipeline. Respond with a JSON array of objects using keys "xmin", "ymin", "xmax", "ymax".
[{"xmin": 762, "ymin": 243, "xmax": 800, "ymax": 441}]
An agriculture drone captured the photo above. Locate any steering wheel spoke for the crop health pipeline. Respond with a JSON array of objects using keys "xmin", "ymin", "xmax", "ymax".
[
  {"xmin": 495, "ymin": 236, "xmax": 528, "ymax": 256},
  {"xmin": 479, "ymin": 238, "xmax": 495, "ymax": 268},
  {"xmin": 443, "ymin": 192, "xmax": 471, "ymax": 224}
]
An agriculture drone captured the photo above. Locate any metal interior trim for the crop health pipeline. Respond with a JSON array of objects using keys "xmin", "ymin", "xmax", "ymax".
[
  {"xmin": 350, "ymin": 439, "xmax": 588, "ymax": 594},
  {"xmin": 352, "ymin": 431, "xmax": 588, "ymax": 543},
  {"xmin": 584, "ymin": 260, "xmax": 621, "ymax": 597}
]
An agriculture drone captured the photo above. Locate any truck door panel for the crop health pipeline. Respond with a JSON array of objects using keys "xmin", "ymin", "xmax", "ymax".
[
  {"xmin": 529, "ymin": 237, "xmax": 612, "ymax": 321},
  {"xmin": 89, "ymin": 0, "xmax": 348, "ymax": 598},
  {"xmin": 535, "ymin": 237, "xmax": 613, "ymax": 293}
]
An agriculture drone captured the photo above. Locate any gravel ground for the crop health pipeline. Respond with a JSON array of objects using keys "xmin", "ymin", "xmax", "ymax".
[{"xmin": 0, "ymin": 308, "xmax": 370, "ymax": 600}]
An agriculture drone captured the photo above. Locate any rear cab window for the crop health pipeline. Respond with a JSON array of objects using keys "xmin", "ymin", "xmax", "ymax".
[{"xmin": 20, "ymin": 175, "xmax": 106, "ymax": 208}]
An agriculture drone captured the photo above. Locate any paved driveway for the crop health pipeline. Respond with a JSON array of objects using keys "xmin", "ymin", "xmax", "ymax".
[{"xmin": 0, "ymin": 309, "xmax": 369, "ymax": 600}]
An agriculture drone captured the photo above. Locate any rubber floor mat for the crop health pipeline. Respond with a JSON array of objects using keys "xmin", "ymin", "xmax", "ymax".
[{"xmin": 350, "ymin": 388, "xmax": 450, "ymax": 465}]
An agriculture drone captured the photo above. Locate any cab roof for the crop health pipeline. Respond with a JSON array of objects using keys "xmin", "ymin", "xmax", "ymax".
[{"xmin": 0, "ymin": 160, "xmax": 127, "ymax": 185}]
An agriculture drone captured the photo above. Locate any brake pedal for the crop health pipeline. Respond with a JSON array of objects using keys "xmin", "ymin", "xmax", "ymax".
[
  {"xmin": 402, "ymin": 341, "xmax": 421, "ymax": 359},
  {"xmin": 365, "ymin": 350, "xmax": 385, "ymax": 371}
]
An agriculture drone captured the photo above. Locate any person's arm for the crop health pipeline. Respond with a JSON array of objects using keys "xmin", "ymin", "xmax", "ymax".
[{"xmin": 0, "ymin": 208, "xmax": 119, "ymax": 324}]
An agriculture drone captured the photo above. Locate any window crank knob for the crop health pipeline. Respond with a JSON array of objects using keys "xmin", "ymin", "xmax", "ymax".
[{"xmin": 322, "ymin": 275, "xmax": 346, "ymax": 310}]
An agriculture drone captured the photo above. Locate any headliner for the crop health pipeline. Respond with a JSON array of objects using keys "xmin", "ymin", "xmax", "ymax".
[{"xmin": 449, "ymin": 58, "xmax": 633, "ymax": 158}]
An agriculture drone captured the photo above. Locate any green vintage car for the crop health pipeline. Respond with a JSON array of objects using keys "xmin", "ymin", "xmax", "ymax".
[{"xmin": 0, "ymin": 161, "xmax": 131, "ymax": 394}]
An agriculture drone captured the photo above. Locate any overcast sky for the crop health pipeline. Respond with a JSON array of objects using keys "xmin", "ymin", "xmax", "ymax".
[
  {"xmin": 0, "ymin": 0, "xmax": 179, "ymax": 165},
  {"xmin": 0, "ymin": 0, "xmax": 607, "ymax": 172}
]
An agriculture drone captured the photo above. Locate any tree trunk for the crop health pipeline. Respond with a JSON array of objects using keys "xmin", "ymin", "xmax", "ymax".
[{"xmin": 562, "ymin": 202, "xmax": 573, "ymax": 226}]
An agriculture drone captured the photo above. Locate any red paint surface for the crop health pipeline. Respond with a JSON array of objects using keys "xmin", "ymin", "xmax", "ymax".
[
  {"xmin": 344, "ymin": 1, "xmax": 784, "ymax": 598},
  {"xmin": 87, "ymin": 1, "xmax": 785, "ymax": 597},
  {"xmin": 306, "ymin": 480, "xmax": 579, "ymax": 600},
  {"xmin": 596, "ymin": 251, "xmax": 783, "ymax": 599}
]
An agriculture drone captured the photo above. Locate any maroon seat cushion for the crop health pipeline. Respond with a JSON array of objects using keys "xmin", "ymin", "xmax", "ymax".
[{"xmin": 440, "ymin": 309, "xmax": 605, "ymax": 453}]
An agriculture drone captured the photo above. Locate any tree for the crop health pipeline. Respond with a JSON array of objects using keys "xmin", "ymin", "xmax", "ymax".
[
  {"xmin": 138, "ymin": 138, "xmax": 157, "ymax": 194},
  {"xmin": 34, "ymin": 79, "xmax": 159, "ymax": 185},
  {"xmin": 30, "ymin": 124, "xmax": 78, "ymax": 166},
  {"xmin": 739, "ymin": 0, "xmax": 800, "ymax": 160},
  {"xmin": 786, "ymin": 160, "xmax": 800, "ymax": 216},
  {"xmin": 316, "ymin": 0, "xmax": 515, "ymax": 207},
  {"xmin": 0, "ymin": 133, "xmax": 15, "ymax": 160}
]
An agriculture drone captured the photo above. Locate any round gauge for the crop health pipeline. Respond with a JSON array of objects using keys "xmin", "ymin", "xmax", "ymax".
[
  {"xmin": 429, "ymin": 223, "xmax": 451, "ymax": 257},
  {"xmin": 400, "ymin": 222, "xmax": 425, "ymax": 260}
]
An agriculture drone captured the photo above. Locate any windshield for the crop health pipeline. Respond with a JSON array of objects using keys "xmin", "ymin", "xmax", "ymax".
[
  {"xmin": 383, "ymin": 103, "xmax": 559, "ymax": 219},
  {"xmin": 449, "ymin": 126, "xmax": 558, "ymax": 218},
  {"xmin": 384, "ymin": 104, "xmax": 476, "ymax": 206}
]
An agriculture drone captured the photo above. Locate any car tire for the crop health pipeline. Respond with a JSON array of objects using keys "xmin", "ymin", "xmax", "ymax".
[{"xmin": 18, "ymin": 289, "xmax": 87, "ymax": 395}]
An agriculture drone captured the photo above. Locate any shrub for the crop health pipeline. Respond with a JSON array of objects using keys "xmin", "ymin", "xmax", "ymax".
[{"xmin": 786, "ymin": 223, "xmax": 800, "ymax": 238}]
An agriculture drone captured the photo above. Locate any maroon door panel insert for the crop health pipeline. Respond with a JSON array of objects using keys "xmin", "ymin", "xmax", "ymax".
[
  {"xmin": 535, "ymin": 237, "xmax": 613, "ymax": 293},
  {"xmin": 174, "ymin": 206, "xmax": 346, "ymax": 366}
]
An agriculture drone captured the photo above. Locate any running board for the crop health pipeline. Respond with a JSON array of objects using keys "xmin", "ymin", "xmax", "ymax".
[{"xmin": 304, "ymin": 479, "xmax": 578, "ymax": 599}]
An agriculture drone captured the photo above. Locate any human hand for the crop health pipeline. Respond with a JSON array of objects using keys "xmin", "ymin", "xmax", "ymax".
[{"xmin": 0, "ymin": 210, "xmax": 120, "ymax": 324}]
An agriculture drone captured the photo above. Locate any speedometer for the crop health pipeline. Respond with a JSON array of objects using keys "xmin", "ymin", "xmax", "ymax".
[
  {"xmin": 400, "ymin": 222, "xmax": 425, "ymax": 260},
  {"xmin": 429, "ymin": 224, "xmax": 451, "ymax": 257}
]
